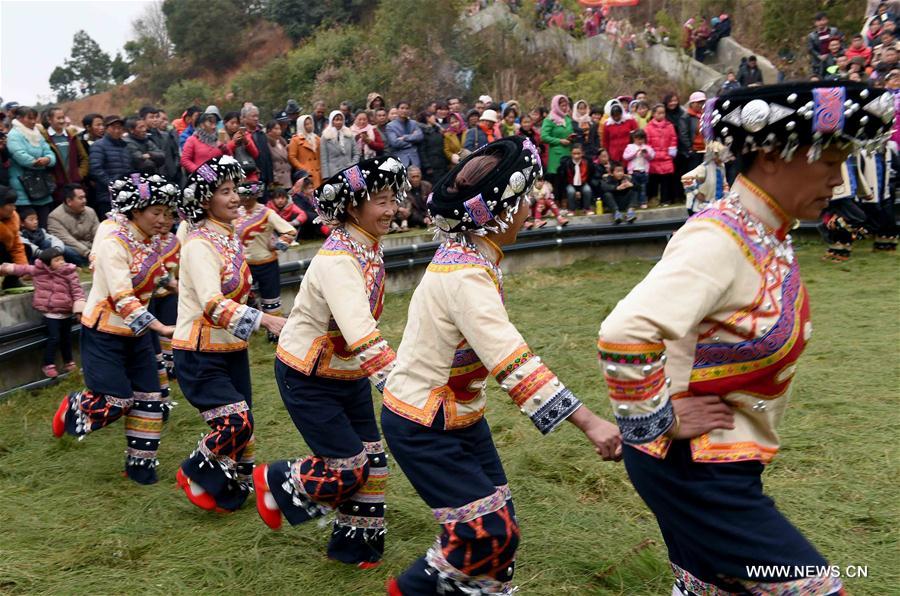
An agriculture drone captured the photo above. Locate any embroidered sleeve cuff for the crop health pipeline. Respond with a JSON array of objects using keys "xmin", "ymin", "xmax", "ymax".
[
  {"xmin": 492, "ymin": 344, "xmax": 581, "ymax": 434},
  {"xmin": 231, "ymin": 305, "xmax": 262, "ymax": 341},
  {"xmin": 127, "ymin": 309, "xmax": 156, "ymax": 336},
  {"xmin": 614, "ymin": 398, "xmax": 675, "ymax": 445},
  {"xmin": 355, "ymin": 333, "xmax": 397, "ymax": 393}
]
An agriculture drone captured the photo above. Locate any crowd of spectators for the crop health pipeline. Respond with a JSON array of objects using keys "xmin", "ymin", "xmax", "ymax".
[{"xmin": 806, "ymin": 6, "xmax": 900, "ymax": 83}]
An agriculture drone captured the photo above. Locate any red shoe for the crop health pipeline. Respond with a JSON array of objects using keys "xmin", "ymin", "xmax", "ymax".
[
  {"xmin": 63, "ymin": 361, "xmax": 77, "ymax": 373},
  {"xmin": 357, "ymin": 561, "xmax": 382, "ymax": 570},
  {"xmin": 176, "ymin": 468, "xmax": 216, "ymax": 511},
  {"xmin": 386, "ymin": 577, "xmax": 403, "ymax": 595},
  {"xmin": 253, "ymin": 464, "xmax": 282, "ymax": 529},
  {"xmin": 42, "ymin": 365, "xmax": 59, "ymax": 378},
  {"xmin": 52, "ymin": 395, "xmax": 68, "ymax": 438}
]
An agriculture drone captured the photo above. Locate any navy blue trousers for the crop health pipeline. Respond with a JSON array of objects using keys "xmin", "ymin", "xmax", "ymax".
[
  {"xmin": 65, "ymin": 324, "xmax": 163, "ymax": 484},
  {"xmin": 265, "ymin": 358, "xmax": 387, "ymax": 564},
  {"xmin": 624, "ymin": 441, "xmax": 839, "ymax": 595},
  {"xmin": 382, "ymin": 408, "xmax": 519, "ymax": 595},
  {"xmin": 174, "ymin": 348, "xmax": 255, "ymax": 511}
]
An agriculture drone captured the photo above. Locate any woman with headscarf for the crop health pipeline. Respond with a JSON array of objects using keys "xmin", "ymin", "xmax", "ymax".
[
  {"xmin": 51, "ymin": 173, "xmax": 180, "ymax": 485},
  {"xmin": 349, "ymin": 110, "xmax": 384, "ymax": 161},
  {"xmin": 571, "ymin": 99, "xmax": 592, "ymax": 143},
  {"xmin": 541, "ymin": 95, "xmax": 576, "ymax": 211},
  {"xmin": 6, "ymin": 106, "xmax": 57, "ymax": 227},
  {"xmin": 320, "ymin": 110, "xmax": 359, "ymax": 179},
  {"xmin": 443, "ymin": 112, "xmax": 468, "ymax": 168},
  {"xmin": 288, "ymin": 115, "xmax": 322, "ymax": 188},
  {"xmin": 382, "ymin": 138, "xmax": 620, "ymax": 594},
  {"xmin": 173, "ymin": 155, "xmax": 286, "ymax": 513},
  {"xmin": 181, "ymin": 107, "xmax": 230, "ymax": 174},
  {"xmin": 602, "ymin": 103, "xmax": 638, "ymax": 163}
]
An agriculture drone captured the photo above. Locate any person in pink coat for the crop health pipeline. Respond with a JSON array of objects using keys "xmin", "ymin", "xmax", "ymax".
[
  {"xmin": 1, "ymin": 246, "xmax": 85, "ymax": 377},
  {"xmin": 644, "ymin": 103, "xmax": 679, "ymax": 206},
  {"xmin": 181, "ymin": 109, "xmax": 232, "ymax": 174}
]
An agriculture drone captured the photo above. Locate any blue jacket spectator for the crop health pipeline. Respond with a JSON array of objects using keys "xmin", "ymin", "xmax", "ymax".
[
  {"xmin": 88, "ymin": 116, "xmax": 131, "ymax": 217},
  {"xmin": 385, "ymin": 102, "xmax": 424, "ymax": 168},
  {"xmin": 6, "ymin": 107, "xmax": 56, "ymax": 226}
]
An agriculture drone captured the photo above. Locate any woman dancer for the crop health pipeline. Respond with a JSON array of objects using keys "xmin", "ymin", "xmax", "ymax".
[
  {"xmin": 235, "ymin": 180, "xmax": 296, "ymax": 341},
  {"xmin": 52, "ymin": 173, "xmax": 180, "ymax": 485},
  {"xmin": 172, "ymin": 155, "xmax": 285, "ymax": 512},
  {"xmin": 599, "ymin": 82, "xmax": 893, "ymax": 595},
  {"xmin": 381, "ymin": 137, "xmax": 621, "ymax": 595},
  {"xmin": 253, "ymin": 156, "xmax": 409, "ymax": 569}
]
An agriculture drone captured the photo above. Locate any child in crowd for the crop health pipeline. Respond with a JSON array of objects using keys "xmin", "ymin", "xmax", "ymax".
[
  {"xmin": 289, "ymin": 170, "xmax": 329, "ymax": 239},
  {"xmin": 719, "ymin": 70, "xmax": 741, "ymax": 94},
  {"xmin": 525, "ymin": 177, "xmax": 569, "ymax": 228},
  {"xmin": 17, "ymin": 206, "xmax": 64, "ymax": 263},
  {"xmin": 682, "ymin": 141, "xmax": 729, "ymax": 215},
  {"xmin": 267, "ymin": 186, "xmax": 307, "ymax": 233},
  {"xmin": 622, "ymin": 129, "xmax": 655, "ymax": 209},
  {"xmin": 600, "ymin": 162, "xmax": 637, "ymax": 224},
  {"xmin": 1, "ymin": 247, "xmax": 85, "ymax": 377}
]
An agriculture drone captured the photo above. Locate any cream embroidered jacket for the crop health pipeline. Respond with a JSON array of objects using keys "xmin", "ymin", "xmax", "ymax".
[
  {"xmin": 173, "ymin": 218, "xmax": 261, "ymax": 352},
  {"xmin": 598, "ymin": 176, "xmax": 812, "ymax": 464},
  {"xmin": 236, "ymin": 203, "xmax": 296, "ymax": 265},
  {"xmin": 383, "ymin": 237, "xmax": 583, "ymax": 434},
  {"xmin": 276, "ymin": 224, "xmax": 396, "ymax": 387},
  {"xmin": 82, "ymin": 220, "xmax": 163, "ymax": 336}
]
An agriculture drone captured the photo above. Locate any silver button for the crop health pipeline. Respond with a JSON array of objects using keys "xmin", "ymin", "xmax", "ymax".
[{"xmin": 616, "ymin": 404, "xmax": 630, "ymax": 414}]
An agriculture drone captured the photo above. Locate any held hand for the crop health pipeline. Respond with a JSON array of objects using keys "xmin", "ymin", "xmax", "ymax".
[
  {"xmin": 560, "ymin": 139, "xmax": 571, "ymax": 146},
  {"xmin": 150, "ymin": 321, "xmax": 175, "ymax": 338},
  {"xmin": 0, "ymin": 263, "xmax": 12, "ymax": 275},
  {"xmin": 568, "ymin": 406, "xmax": 623, "ymax": 461},
  {"xmin": 669, "ymin": 395, "xmax": 735, "ymax": 440},
  {"xmin": 261, "ymin": 314, "xmax": 286, "ymax": 337}
]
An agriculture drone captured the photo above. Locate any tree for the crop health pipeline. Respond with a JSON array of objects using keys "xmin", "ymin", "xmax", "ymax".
[
  {"xmin": 65, "ymin": 30, "xmax": 112, "ymax": 95},
  {"xmin": 110, "ymin": 53, "xmax": 131, "ymax": 84},
  {"xmin": 125, "ymin": 1, "xmax": 183, "ymax": 99},
  {"xmin": 162, "ymin": 0, "xmax": 246, "ymax": 69},
  {"xmin": 266, "ymin": 0, "xmax": 368, "ymax": 42},
  {"xmin": 49, "ymin": 66, "xmax": 77, "ymax": 102}
]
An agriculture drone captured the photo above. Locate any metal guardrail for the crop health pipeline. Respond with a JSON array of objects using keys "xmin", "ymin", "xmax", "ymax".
[{"xmin": 0, "ymin": 215, "xmax": 836, "ymax": 392}]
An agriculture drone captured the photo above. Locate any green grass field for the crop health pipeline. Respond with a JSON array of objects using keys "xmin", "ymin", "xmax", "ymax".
[{"xmin": 1, "ymin": 240, "xmax": 897, "ymax": 595}]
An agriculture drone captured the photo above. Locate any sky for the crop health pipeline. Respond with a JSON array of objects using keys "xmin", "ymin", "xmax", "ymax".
[{"xmin": 0, "ymin": 0, "xmax": 153, "ymax": 105}]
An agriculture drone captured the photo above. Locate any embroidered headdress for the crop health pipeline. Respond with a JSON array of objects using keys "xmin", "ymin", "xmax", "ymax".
[
  {"xmin": 704, "ymin": 81, "xmax": 894, "ymax": 162},
  {"xmin": 180, "ymin": 155, "xmax": 246, "ymax": 222},
  {"xmin": 109, "ymin": 173, "xmax": 180, "ymax": 215},
  {"xmin": 427, "ymin": 136, "xmax": 542, "ymax": 238},
  {"xmin": 313, "ymin": 156, "xmax": 409, "ymax": 226}
]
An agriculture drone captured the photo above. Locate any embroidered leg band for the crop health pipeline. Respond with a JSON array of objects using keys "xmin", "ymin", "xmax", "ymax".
[
  {"xmin": 180, "ymin": 401, "xmax": 254, "ymax": 511},
  {"xmin": 64, "ymin": 390, "xmax": 131, "ymax": 437},
  {"xmin": 124, "ymin": 391, "xmax": 165, "ymax": 485},
  {"xmin": 265, "ymin": 449, "xmax": 370, "ymax": 526},
  {"xmin": 399, "ymin": 489, "xmax": 519, "ymax": 595},
  {"xmin": 327, "ymin": 440, "xmax": 389, "ymax": 564}
]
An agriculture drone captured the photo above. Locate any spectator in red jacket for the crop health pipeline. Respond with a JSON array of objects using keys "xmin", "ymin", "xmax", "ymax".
[
  {"xmin": 180, "ymin": 107, "xmax": 231, "ymax": 174},
  {"xmin": 1, "ymin": 246, "xmax": 85, "ymax": 377},
  {"xmin": 266, "ymin": 186, "xmax": 306, "ymax": 232},
  {"xmin": 601, "ymin": 103, "xmax": 638, "ymax": 163},
  {"xmin": 644, "ymin": 104, "xmax": 679, "ymax": 206},
  {"xmin": 845, "ymin": 33, "xmax": 873, "ymax": 66}
]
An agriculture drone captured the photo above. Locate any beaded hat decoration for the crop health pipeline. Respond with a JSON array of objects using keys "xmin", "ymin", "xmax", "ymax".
[
  {"xmin": 109, "ymin": 173, "xmax": 181, "ymax": 215},
  {"xmin": 427, "ymin": 136, "xmax": 542, "ymax": 237},
  {"xmin": 180, "ymin": 155, "xmax": 246, "ymax": 222},
  {"xmin": 704, "ymin": 81, "xmax": 894, "ymax": 162},
  {"xmin": 313, "ymin": 156, "xmax": 409, "ymax": 226},
  {"xmin": 236, "ymin": 180, "xmax": 265, "ymax": 199}
]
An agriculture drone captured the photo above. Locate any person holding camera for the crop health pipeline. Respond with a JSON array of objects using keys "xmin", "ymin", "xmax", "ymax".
[{"xmin": 180, "ymin": 107, "xmax": 230, "ymax": 174}]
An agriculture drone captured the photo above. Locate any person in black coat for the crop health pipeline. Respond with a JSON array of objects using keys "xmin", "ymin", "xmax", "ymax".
[
  {"xmin": 242, "ymin": 104, "xmax": 273, "ymax": 194},
  {"xmin": 416, "ymin": 111, "xmax": 449, "ymax": 184},
  {"xmin": 88, "ymin": 115, "xmax": 132, "ymax": 217}
]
